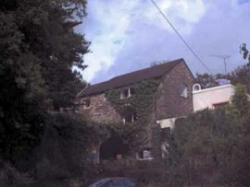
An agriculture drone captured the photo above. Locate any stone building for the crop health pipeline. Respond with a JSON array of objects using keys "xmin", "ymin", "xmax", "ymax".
[{"xmin": 77, "ymin": 58, "xmax": 194, "ymax": 160}]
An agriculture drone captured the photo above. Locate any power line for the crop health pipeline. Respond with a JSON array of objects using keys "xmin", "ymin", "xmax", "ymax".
[{"xmin": 149, "ymin": 0, "xmax": 211, "ymax": 73}]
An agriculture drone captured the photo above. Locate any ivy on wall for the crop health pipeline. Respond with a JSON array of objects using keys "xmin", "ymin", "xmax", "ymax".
[{"xmin": 104, "ymin": 79, "xmax": 160, "ymax": 152}]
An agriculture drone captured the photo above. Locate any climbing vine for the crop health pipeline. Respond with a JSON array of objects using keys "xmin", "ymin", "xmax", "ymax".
[{"xmin": 105, "ymin": 78, "xmax": 160, "ymax": 152}]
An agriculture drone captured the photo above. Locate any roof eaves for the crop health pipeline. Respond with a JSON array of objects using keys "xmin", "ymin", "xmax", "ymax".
[{"xmin": 79, "ymin": 59, "xmax": 185, "ymax": 97}]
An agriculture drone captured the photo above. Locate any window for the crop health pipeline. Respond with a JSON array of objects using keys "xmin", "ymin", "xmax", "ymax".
[
  {"xmin": 120, "ymin": 88, "xmax": 135, "ymax": 99},
  {"xmin": 130, "ymin": 87, "xmax": 135, "ymax": 95},
  {"xmin": 180, "ymin": 84, "xmax": 189, "ymax": 98},
  {"xmin": 136, "ymin": 148, "xmax": 153, "ymax": 160},
  {"xmin": 213, "ymin": 102, "xmax": 228, "ymax": 109},
  {"xmin": 120, "ymin": 89, "xmax": 128, "ymax": 99},
  {"xmin": 161, "ymin": 127, "xmax": 171, "ymax": 141},
  {"xmin": 74, "ymin": 106, "xmax": 80, "ymax": 113},
  {"xmin": 123, "ymin": 112, "xmax": 137, "ymax": 124},
  {"xmin": 82, "ymin": 98, "xmax": 91, "ymax": 109},
  {"xmin": 85, "ymin": 99, "xmax": 90, "ymax": 107}
]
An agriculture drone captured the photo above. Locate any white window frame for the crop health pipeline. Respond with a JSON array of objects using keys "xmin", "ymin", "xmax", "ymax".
[
  {"xmin": 120, "ymin": 88, "xmax": 132, "ymax": 99},
  {"xmin": 180, "ymin": 84, "xmax": 189, "ymax": 98},
  {"xmin": 122, "ymin": 112, "xmax": 136, "ymax": 124}
]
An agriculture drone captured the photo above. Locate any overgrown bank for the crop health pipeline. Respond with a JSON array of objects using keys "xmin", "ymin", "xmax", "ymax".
[{"xmin": 165, "ymin": 84, "xmax": 250, "ymax": 186}]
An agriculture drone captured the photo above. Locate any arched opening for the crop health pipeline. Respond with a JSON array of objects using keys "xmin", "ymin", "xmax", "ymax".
[{"xmin": 99, "ymin": 134, "xmax": 129, "ymax": 160}]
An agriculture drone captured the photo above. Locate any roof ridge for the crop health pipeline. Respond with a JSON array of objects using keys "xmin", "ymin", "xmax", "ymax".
[
  {"xmin": 102, "ymin": 58, "xmax": 183, "ymax": 83},
  {"xmin": 79, "ymin": 58, "xmax": 185, "ymax": 97}
]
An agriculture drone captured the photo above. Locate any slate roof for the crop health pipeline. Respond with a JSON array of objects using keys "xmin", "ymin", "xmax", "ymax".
[{"xmin": 79, "ymin": 58, "xmax": 185, "ymax": 97}]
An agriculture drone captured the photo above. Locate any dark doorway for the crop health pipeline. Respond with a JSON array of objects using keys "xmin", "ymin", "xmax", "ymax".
[{"xmin": 99, "ymin": 135, "xmax": 129, "ymax": 160}]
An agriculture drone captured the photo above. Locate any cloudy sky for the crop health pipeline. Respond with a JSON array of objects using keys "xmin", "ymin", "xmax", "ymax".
[{"xmin": 78, "ymin": 0, "xmax": 250, "ymax": 83}]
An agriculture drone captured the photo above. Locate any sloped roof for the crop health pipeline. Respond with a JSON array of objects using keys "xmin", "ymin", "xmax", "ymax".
[{"xmin": 79, "ymin": 58, "xmax": 185, "ymax": 97}]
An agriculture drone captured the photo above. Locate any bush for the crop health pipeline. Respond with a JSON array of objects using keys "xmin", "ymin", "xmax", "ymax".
[
  {"xmin": 0, "ymin": 160, "xmax": 32, "ymax": 187},
  {"xmin": 167, "ymin": 84, "xmax": 250, "ymax": 186},
  {"xmin": 31, "ymin": 113, "xmax": 92, "ymax": 180}
]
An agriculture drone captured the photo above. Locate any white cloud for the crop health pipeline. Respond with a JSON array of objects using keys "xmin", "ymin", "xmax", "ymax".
[
  {"xmin": 82, "ymin": 0, "xmax": 208, "ymax": 82},
  {"xmin": 142, "ymin": 0, "xmax": 207, "ymax": 34},
  {"xmin": 82, "ymin": 0, "xmax": 140, "ymax": 82},
  {"xmin": 81, "ymin": 0, "xmax": 250, "ymax": 82}
]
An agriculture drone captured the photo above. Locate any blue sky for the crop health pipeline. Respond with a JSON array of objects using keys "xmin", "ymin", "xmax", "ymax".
[{"xmin": 78, "ymin": 0, "xmax": 250, "ymax": 83}]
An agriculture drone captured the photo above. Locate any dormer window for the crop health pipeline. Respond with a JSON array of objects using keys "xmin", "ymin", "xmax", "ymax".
[{"xmin": 120, "ymin": 88, "xmax": 135, "ymax": 99}]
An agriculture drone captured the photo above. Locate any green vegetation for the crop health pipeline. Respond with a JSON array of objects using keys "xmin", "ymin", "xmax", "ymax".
[
  {"xmin": 1, "ymin": 0, "xmax": 250, "ymax": 186},
  {"xmin": 240, "ymin": 43, "xmax": 250, "ymax": 66},
  {"xmin": 0, "ymin": 0, "xmax": 104, "ymax": 186},
  {"xmin": 229, "ymin": 65, "xmax": 250, "ymax": 93},
  {"xmin": 195, "ymin": 73, "xmax": 219, "ymax": 88},
  {"xmin": 166, "ymin": 84, "xmax": 250, "ymax": 186},
  {"xmin": 105, "ymin": 79, "xmax": 160, "ymax": 152}
]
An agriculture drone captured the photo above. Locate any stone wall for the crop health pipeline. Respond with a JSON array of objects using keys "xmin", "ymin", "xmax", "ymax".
[
  {"xmin": 78, "ymin": 62, "xmax": 193, "ymax": 124},
  {"xmin": 150, "ymin": 62, "xmax": 194, "ymax": 159},
  {"xmin": 79, "ymin": 94, "xmax": 122, "ymax": 124},
  {"xmin": 155, "ymin": 62, "xmax": 194, "ymax": 120},
  {"xmin": 78, "ymin": 62, "xmax": 194, "ymax": 160}
]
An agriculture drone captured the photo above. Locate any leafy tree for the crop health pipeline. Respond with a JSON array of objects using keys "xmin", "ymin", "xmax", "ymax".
[
  {"xmin": 194, "ymin": 73, "xmax": 218, "ymax": 89},
  {"xmin": 229, "ymin": 65, "xmax": 250, "ymax": 92},
  {"xmin": 34, "ymin": 114, "xmax": 96, "ymax": 180},
  {"xmin": 230, "ymin": 84, "xmax": 250, "ymax": 118},
  {"xmin": 1, "ymin": 0, "xmax": 88, "ymax": 109},
  {"xmin": 240, "ymin": 43, "xmax": 250, "ymax": 66},
  {"xmin": 0, "ymin": 0, "xmax": 88, "ymax": 164}
]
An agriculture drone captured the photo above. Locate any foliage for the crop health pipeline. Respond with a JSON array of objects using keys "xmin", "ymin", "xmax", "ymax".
[
  {"xmin": 195, "ymin": 43, "xmax": 250, "ymax": 91},
  {"xmin": 194, "ymin": 73, "xmax": 230, "ymax": 89},
  {"xmin": 0, "ymin": 0, "xmax": 88, "ymax": 165},
  {"xmin": 105, "ymin": 123, "xmax": 147, "ymax": 155},
  {"xmin": 230, "ymin": 84, "xmax": 250, "ymax": 117},
  {"xmin": 195, "ymin": 62, "xmax": 250, "ymax": 93},
  {"xmin": 167, "ymin": 84, "xmax": 250, "ymax": 186},
  {"xmin": 228, "ymin": 65, "xmax": 250, "ymax": 92},
  {"xmin": 240, "ymin": 43, "xmax": 250, "ymax": 66},
  {"xmin": 105, "ymin": 79, "xmax": 160, "ymax": 152},
  {"xmin": 34, "ymin": 113, "xmax": 98, "ymax": 179},
  {"xmin": 194, "ymin": 73, "xmax": 218, "ymax": 89},
  {"xmin": 0, "ymin": 60, "xmax": 46, "ymax": 163},
  {"xmin": 0, "ymin": 159, "xmax": 32, "ymax": 186},
  {"xmin": 3, "ymin": 113, "xmax": 106, "ymax": 185},
  {"xmin": 0, "ymin": 0, "xmax": 88, "ymax": 109}
]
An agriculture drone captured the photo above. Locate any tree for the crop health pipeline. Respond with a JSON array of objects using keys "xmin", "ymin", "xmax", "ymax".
[
  {"xmin": 229, "ymin": 65, "xmax": 250, "ymax": 92},
  {"xmin": 0, "ymin": 0, "xmax": 89, "ymax": 164},
  {"xmin": 230, "ymin": 84, "xmax": 250, "ymax": 118},
  {"xmin": 194, "ymin": 73, "xmax": 218, "ymax": 89},
  {"xmin": 240, "ymin": 43, "xmax": 250, "ymax": 66},
  {"xmin": 1, "ymin": 0, "xmax": 88, "ymax": 109}
]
